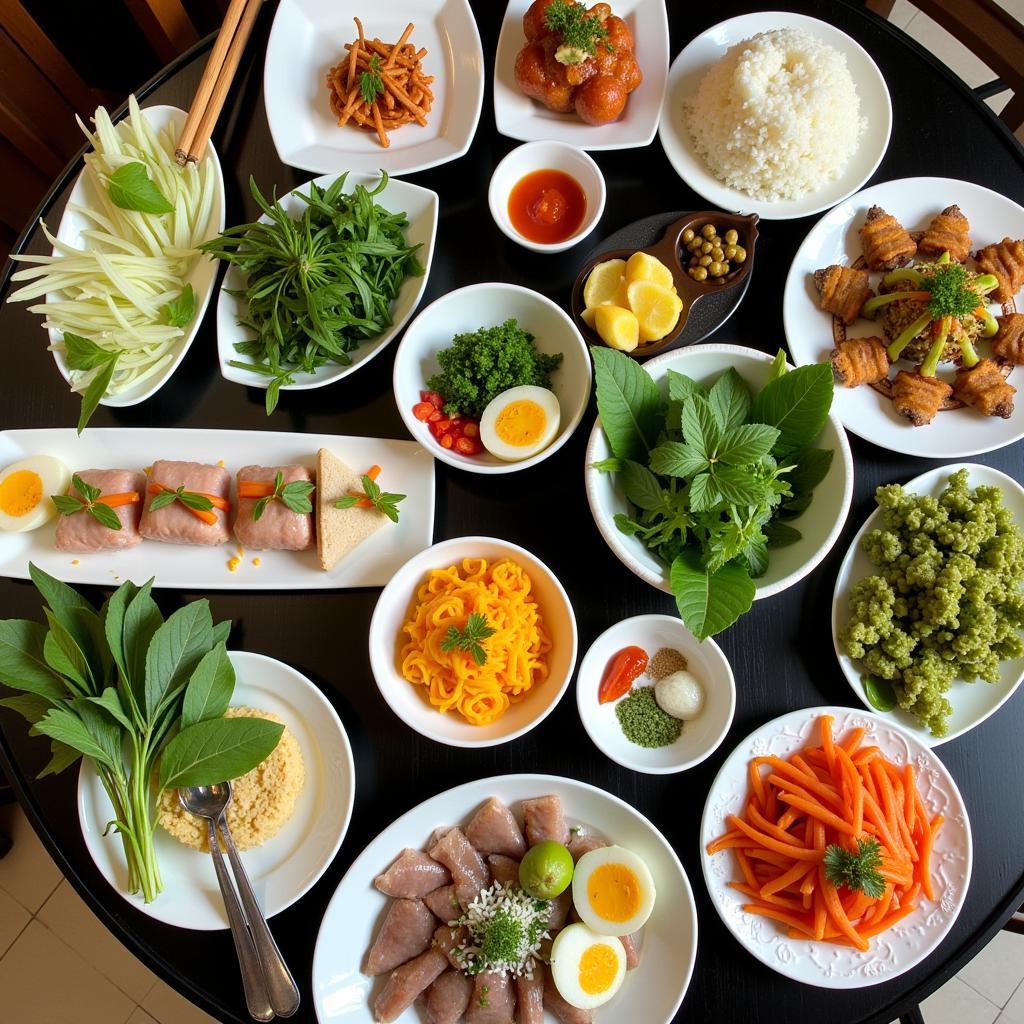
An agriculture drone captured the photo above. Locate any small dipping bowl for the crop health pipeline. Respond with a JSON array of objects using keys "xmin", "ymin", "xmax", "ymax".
[
  {"xmin": 571, "ymin": 210, "xmax": 759, "ymax": 358},
  {"xmin": 576, "ymin": 614, "xmax": 735, "ymax": 775},
  {"xmin": 488, "ymin": 141, "xmax": 607, "ymax": 253}
]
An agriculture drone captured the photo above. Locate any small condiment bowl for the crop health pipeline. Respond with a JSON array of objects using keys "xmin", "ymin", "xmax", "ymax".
[
  {"xmin": 368, "ymin": 536, "xmax": 578, "ymax": 748},
  {"xmin": 576, "ymin": 614, "xmax": 735, "ymax": 775},
  {"xmin": 570, "ymin": 210, "xmax": 759, "ymax": 359},
  {"xmin": 488, "ymin": 141, "xmax": 607, "ymax": 253}
]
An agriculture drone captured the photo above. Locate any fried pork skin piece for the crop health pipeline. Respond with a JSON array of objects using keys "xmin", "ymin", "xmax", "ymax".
[
  {"xmin": 830, "ymin": 336, "xmax": 890, "ymax": 387},
  {"xmin": 372, "ymin": 947, "xmax": 448, "ymax": 1023},
  {"xmin": 859, "ymin": 205, "xmax": 917, "ymax": 271},
  {"xmin": 364, "ymin": 898, "xmax": 437, "ymax": 976},
  {"xmin": 425, "ymin": 970, "xmax": 473, "ymax": 1024},
  {"xmin": 55, "ymin": 469, "xmax": 146, "ymax": 553},
  {"xmin": 976, "ymin": 237, "xmax": 1024, "ymax": 303},
  {"xmin": 233, "ymin": 464, "xmax": 313, "ymax": 551},
  {"xmin": 522, "ymin": 794, "xmax": 570, "ymax": 846},
  {"xmin": 992, "ymin": 313, "xmax": 1024, "ymax": 365},
  {"xmin": 814, "ymin": 265, "xmax": 873, "ymax": 325},
  {"xmin": 918, "ymin": 204, "xmax": 972, "ymax": 263},
  {"xmin": 954, "ymin": 359, "xmax": 1016, "ymax": 418},
  {"xmin": 891, "ymin": 370, "xmax": 952, "ymax": 426},
  {"xmin": 465, "ymin": 797, "xmax": 527, "ymax": 858},
  {"xmin": 139, "ymin": 460, "xmax": 230, "ymax": 545},
  {"xmin": 374, "ymin": 848, "xmax": 451, "ymax": 899}
]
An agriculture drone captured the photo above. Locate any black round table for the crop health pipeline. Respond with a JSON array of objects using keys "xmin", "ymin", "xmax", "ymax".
[{"xmin": 2, "ymin": 2, "xmax": 1022, "ymax": 1022}]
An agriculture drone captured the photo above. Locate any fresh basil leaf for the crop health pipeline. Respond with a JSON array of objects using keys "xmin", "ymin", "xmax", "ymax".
[
  {"xmin": 42, "ymin": 613, "xmax": 92, "ymax": 694},
  {"xmin": 708, "ymin": 368, "xmax": 752, "ymax": 433},
  {"xmin": 77, "ymin": 355, "xmax": 118, "ymax": 434},
  {"xmin": 0, "ymin": 620, "xmax": 70, "ymax": 700},
  {"xmin": 670, "ymin": 549, "xmax": 755, "ymax": 641},
  {"xmin": 280, "ymin": 481, "xmax": 315, "ymax": 515},
  {"xmin": 158, "ymin": 716, "xmax": 284, "ymax": 791},
  {"xmin": 29, "ymin": 564, "xmax": 105, "ymax": 683},
  {"xmin": 715, "ymin": 423, "xmax": 780, "ymax": 466},
  {"xmin": 681, "ymin": 395, "xmax": 720, "ymax": 460},
  {"xmin": 650, "ymin": 442, "xmax": 708, "ymax": 479},
  {"xmin": 86, "ymin": 687, "xmax": 135, "ymax": 733},
  {"xmin": 334, "ymin": 495, "xmax": 359, "ymax": 510},
  {"xmin": 377, "ymin": 494, "xmax": 403, "ymax": 523},
  {"xmin": 613, "ymin": 513, "xmax": 646, "ymax": 537},
  {"xmin": 362, "ymin": 476, "xmax": 381, "ymax": 503},
  {"xmin": 144, "ymin": 600, "xmax": 213, "ymax": 721},
  {"xmin": 103, "ymin": 581, "xmax": 139, "ymax": 690},
  {"xmin": 122, "ymin": 581, "xmax": 162, "ymax": 711},
  {"xmin": 765, "ymin": 520, "xmax": 803, "ymax": 547},
  {"xmin": 211, "ymin": 620, "xmax": 231, "ymax": 649},
  {"xmin": 107, "ymin": 162, "xmax": 174, "ymax": 214},
  {"xmin": 766, "ymin": 349, "xmax": 789, "ymax": 382},
  {"xmin": 619, "ymin": 460, "xmax": 666, "ymax": 512},
  {"xmin": 176, "ymin": 490, "xmax": 214, "ymax": 512},
  {"xmin": 251, "ymin": 495, "xmax": 271, "ymax": 522},
  {"xmin": 666, "ymin": 369, "xmax": 703, "ymax": 403},
  {"xmin": 63, "ymin": 332, "xmax": 114, "ymax": 371},
  {"xmin": 742, "ymin": 535, "xmax": 770, "ymax": 578},
  {"xmin": 590, "ymin": 457, "xmax": 623, "ymax": 473},
  {"xmin": 0, "ymin": 693, "xmax": 54, "ymax": 725},
  {"xmin": 71, "ymin": 473, "xmax": 101, "ymax": 504},
  {"xmin": 37, "ymin": 739, "xmax": 81, "ymax": 778},
  {"xmin": 88, "ymin": 502, "xmax": 123, "ymax": 531},
  {"xmin": 181, "ymin": 643, "xmax": 234, "ymax": 729},
  {"xmin": 786, "ymin": 446, "xmax": 834, "ymax": 495},
  {"xmin": 688, "ymin": 472, "xmax": 719, "ymax": 512},
  {"xmin": 592, "ymin": 346, "xmax": 662, "ymax": 461},
  {"xmin": 34, "ymin": 707, "xmax": 116, "ymax": 772},
  {"xmin": 265, "ymin": 375, "xmax": 285, "ymax": 415},
  {"xmin": 749, "ymin": 363, "xmax": 834, "ymax": 455},
  {"xmin": 29, "ymin": 563, "xmax": 95, "ymax": 625},
  {"xmin": 51, "ymin": 494, "xmax": 85, "ymax": 516},
  {"xmin": 71, "ymin": 698, "xmax": 126, "ymax": 769},
  {"xmin": 712, "ymin": 465, "xmax": 770, "ymax": 507},
  {"xmin": 781, "ymin": 492, "xmax": 814, "ymax": 517},
  {"xmin": 147, "ymin": 490, "xmax": 177, "ymax": 511},
  {"xmin": 163, "ymin": 283, "xmax": 196, "ymax": 328}
]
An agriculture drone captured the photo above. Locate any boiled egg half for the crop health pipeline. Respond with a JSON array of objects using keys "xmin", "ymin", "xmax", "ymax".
[
  {"xmin": 572, "ymin": 845, "xmax": 656, "ymax": 936},
  {"xmin": 479, "ymin": 386, "xmax": 560, "ymax": 462},
  {"xmin": 550, "ymin": 923, "xmax": 627, "ymax": 1010},
  {"xmin": 0, "ymin": 456, "xmax": 70, "ymax": 532}
]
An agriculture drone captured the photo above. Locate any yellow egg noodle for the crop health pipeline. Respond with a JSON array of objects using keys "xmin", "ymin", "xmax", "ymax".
[{"xmin": 400, "ymin": 557, "xmax": 551, "ymax": 725}]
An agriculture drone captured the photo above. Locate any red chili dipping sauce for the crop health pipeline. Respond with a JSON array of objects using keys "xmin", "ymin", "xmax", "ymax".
[{"xmin": 507, "ymin": 169, "xmax": 587, "ymax": 245}]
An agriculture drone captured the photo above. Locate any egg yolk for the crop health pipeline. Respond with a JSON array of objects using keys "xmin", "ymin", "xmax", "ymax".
[
  {"xmin": 578, "ymin": 943, "xmax": 619, "ymax": 995},
  {"xmin": 586, "ymin": 863, "xmax": 642, "ymax": 923},
  {"xmin": 494, "ymin": 400, "xmax": 547, "ymax": 448},
  {"xmin": 0, "ymin": 470, "xmax": 43, "ymax": 518}
]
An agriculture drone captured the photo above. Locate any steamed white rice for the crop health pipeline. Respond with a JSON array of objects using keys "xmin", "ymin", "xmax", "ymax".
[{"xmin": 685, "ymin": 28, "xmax": 866, "ymax": 202}]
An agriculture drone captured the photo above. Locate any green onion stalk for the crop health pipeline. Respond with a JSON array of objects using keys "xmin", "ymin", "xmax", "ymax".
[
  {"xmin": 887, "ymin": 311, "xmax": 934, "ymax": 362},
  {"xmin": 921, "ymin": 317, "xmax": 952, "ymax": 377}
]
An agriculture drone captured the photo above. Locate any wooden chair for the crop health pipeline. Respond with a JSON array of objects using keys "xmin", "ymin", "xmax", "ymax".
[{"xmin": 865, "ymin": 0, "xmax": 1024, "ymax": 133}]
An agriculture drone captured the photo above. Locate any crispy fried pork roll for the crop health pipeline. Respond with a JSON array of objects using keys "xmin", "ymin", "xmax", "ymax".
[
  {"xmin": 953, "ymin": 358, "xmax": 1016, "ymax": 418},
  {"xmin": 918, "ymin": 204, "xmax": 972, "ymax": 263},
  {"xmin": 814, "ymin": 265, "xmax": 873, "ymax": 325},
  {"xmin": 891, "ymin": 370, "xmax": 952, "ymax": 426},
  {"xmin": 975, "ymin": 237, "xmax": 1024, "ymax": 303},
  {"xmin": 830, "ymin": 336, "xmax": 890, "ymax": 387},
  {"xmin": 859, "ymin": 205, "xmax": 917, "ymax": 271},
  {"xmin": 992, "ymin": 313, "xmax": 1024, "ymax": 365}
]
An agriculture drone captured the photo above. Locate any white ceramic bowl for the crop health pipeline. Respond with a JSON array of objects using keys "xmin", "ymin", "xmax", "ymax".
[
  {"xmin": 368, "ymin": 536, "xmax": 577, "ymax": 748},
  {"xmin": 585, "ymin": 343, "xmax": 854, "ymax": 600},
  {"xmin": 577, "ymin": 614, "xmax": 735, "ymax": 774},
  {"xmin": 393, "ymin": 282, "xmax": 591, "ymax": 474},
  {"xmin": 488, "ymin": 141, "xmax": 606, "ymax": 253}
]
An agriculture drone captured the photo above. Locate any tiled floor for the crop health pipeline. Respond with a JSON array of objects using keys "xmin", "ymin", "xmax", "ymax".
[{"xmin": 2, "ymin": 5, "xmax": 1024, "ymax": 1024}]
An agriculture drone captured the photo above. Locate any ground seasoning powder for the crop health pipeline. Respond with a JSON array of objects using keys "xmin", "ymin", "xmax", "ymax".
[
  {"xmin": 647, "ymin": 647, "xmax": 688, "ymax": 682},
  {"xmin": 615, "ymin": 686, "xmax": 682, "ymax": 747}
]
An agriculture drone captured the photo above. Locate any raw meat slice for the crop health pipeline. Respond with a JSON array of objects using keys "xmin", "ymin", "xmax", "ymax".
[
  {"xmin": 429, "ymin": 827, "xmax": 490, "ymax": 908},
  {"xmin": 139, "ymin": 460, "xmax": 230, "ymax": 546},
  {"xmin": 546, "ymin": 889, "xmax": 572, "ymax": 931},
  {"xmin": 424, "ymin": 884, "xmax": 460, "ymax": 923},
  {"xmin": 464, "ymin": 970, "xmax": 515, "ymax": 1024},
  {"xmin": 515, "ymin": 971, "xmax": 545, "ymax": 1024},
  {"xmin": 543, "ymin": 963, "xmax": 594, "ymax": 1023},
  {"xmin": 620, "ymin": 931, "xmax": 640, "ymax": 970},
  {"xmin": 465, "ymin": 798, "xmax": 527, "ymax": 858},
  {"xmin": 433, "ymin": 923, "xmax": 469, "ymax": 970},
  {"xmin": 364, "ymin": 898, "xmax": 436, "ymax": 976},
  {"xmin": 522, "ymin": 795, "xmax": 569, "ymax": 847},
  {"xmin": 374, "ymin": 848, "xmax": 451, "ymax": 898},
  {"xmin": 233, "ymin": 464, "xmax": 313, "ymax": 551},
  {"xmin": 425, "ymin": 970, "xmax": 473, "ymax": 1024},
  {"xmin": 372, "ymin": 948, "xmax": 447, "ymax": 1023},
  {"xmin": 55, "ymin": 469, "xmax": 145, "ymax": 553},
  {"xmin": 567, "ymin": 833, "xmax": 607, "ymax": 862},
  {"xmin": 486, "ymin": 855, "xmax": 520, "ymax": 888}
]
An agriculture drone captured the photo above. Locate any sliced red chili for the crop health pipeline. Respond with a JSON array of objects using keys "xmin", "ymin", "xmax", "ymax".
[
  {"xmin": 412, "ymin": 401, "xmax": 434, "ymax": 421},
  {"xmin": 454, "ymin": 436, "xmax": 481, "ymax": 455},
  {"xmin": 598, "ymin": 646, "xmax": 650, "ymax": 704}
]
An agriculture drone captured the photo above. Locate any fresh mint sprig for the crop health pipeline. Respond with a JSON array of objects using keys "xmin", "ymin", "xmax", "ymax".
[
  {"xmin": 440, "ymin": 612, "xmax": 496, "ymax": 666},
  {"xmin": 823, "ymin": 838, "xmax": 887, "ymax": 899},
  {"xmin": 334, "ymin": 475, "xmax": 406, "ymax": 523},
  {"xmin": 51, "ymin": 474, "xmax": 123, "ymax": 531},
  {"xmin": 252, "ymin": 471, "xmax": 315, "ymax": 521},
  {"xmin": 106, "ymin": 162, "xmax": 174, "ymax": 214},
  {"xmin": 62, "ymin": 332, "xmax": 119, "ymax": 434},
  {"xmin": 148, "ymin": 487, "xmax": 214, "ymax": 513}
]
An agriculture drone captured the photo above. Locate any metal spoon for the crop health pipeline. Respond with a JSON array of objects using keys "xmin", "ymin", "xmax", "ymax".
[
  {"xmin": 179, "ymin": 785, "xmax": 274, "ymax": 1021},
  {"xmin": 180, "ymin": 783, "xmax": 301, "ymax": 1018}
]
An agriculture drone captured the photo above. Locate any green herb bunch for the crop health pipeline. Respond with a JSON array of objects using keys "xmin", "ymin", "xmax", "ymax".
[
  {"xmin": 252, "ymin": 471, "xmax": 315, "ymax": 522},
  {"xmin": 201, "ymin": 172, "xmax": 423, "ymax": 414},
  {"xmin": 333, "ymin": 474, "xmax": 406, "ymax": 523},
  {"xmin": 0, "ymin": 566, "xmax": 283, "ymax": 903},
  {"xmin": 592, "ymin": 348, "xmax": 835, "ymax": 640},
  {"xmin": 823, "ymin": 838, "xmax": 886, "ymax": 898},
  {"xmin": 440, "ymin": 612, "xmax": 496, "ymax": 666},
  {"xmin": 543, "ymin": 0, "xmax": 613, "ymax": 55},
  {"xmin": 52, "ymin": 475, "xmax": 124, "ymax": 531}
]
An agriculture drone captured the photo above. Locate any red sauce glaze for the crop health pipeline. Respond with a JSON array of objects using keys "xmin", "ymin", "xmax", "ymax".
[{"xmin": 507, "ymin": 168, "xmax": 587, "ymax": 245}]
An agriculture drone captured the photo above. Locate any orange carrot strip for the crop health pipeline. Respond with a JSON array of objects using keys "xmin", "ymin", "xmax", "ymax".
[
  {"xmin": 904, "ymin": 764, "xmax": 917, "ymax": 834},
  {"xmin": 96, "ymin": 492, "xmax": 140, "ymax": 507},
  {"xmin": 730, "ymin": 883, "xmax": 806, "ymax": 912},
  {"xmin": 862, "ymin": 789, "xmax": 901, "ymax": 854},
  {"xmin": 828, "ymin": 901, "xmax": 917, "ymax": 945},
  {"xmin": 836, "ymin": 746, "xmax": 864, "ymax": 836},
  {"xmin": 778, "ymin": 792, "xmax": 856, "ymax": 836},
  {"xmin": 748, "ymin": 759, "xmax": 766, "ymax": 808},
  {"xmin": 147, "ymin": 482, "xmax": 222, "ymax": 525},
  {"xmin": 766, "ymin": 770, "xmax": 844, "ymax": 812},
  {"xmin": 891, "ymin": 776, "xmax": 918, "ymax": 862},
  {"xmin": 820, "ymin": 715, "xmax": 837, "ymax": 776},
  {"xmin": 742, "ymin": 904, "xmax": 817, "ymax": 936},
  {"xmin": 819, "ymin": 865, "xmax": 869, "ymax": 951},
  {"xmin": 841, "ymin": 726, "xmax": 865, "ymax": 755},
  {"xmin": 813, "ymin": 886, "xmax": 827, "ymax": 940},
  {"xmin": 872, "ymin": 760, "xmax": 906, "ymax": 858},
  {"xmin": 748, "ymin": 805, "xmax": 806, "ymax": 847},
  {"xmin": 727, "ymin": 816, "xmax": 822, "ymax": 860},
  {"xmin": 914, "ymin": 808, "xmax": 940, "ymax": 900},
  {"xmin": 735, "ymin": 848, "xmax": 757, "ymax": 889},
  {"xmin": 237, "ymin": 480, "xmax": 275, "ymax": 498},
  {"xmin": 761, "ymin": 859, "xmax": 814, "ymax": 898},
  {"xmin": 366, "ymin": 464, "xmax": 382, "ymax": 480},
  {"xmin": 745, "ymin": 848, "xmax": 799, "ymax": 868}
]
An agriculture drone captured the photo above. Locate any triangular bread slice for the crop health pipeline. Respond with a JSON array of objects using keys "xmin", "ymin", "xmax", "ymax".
[{"xmin": 316, "ymin": 448, "xmax": 387, "ymax": 571}]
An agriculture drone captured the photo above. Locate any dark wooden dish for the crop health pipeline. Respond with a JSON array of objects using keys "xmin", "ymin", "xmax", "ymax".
[{"xmin": 570, "ymin": 210, "xmax": 759, "ymax": 359}]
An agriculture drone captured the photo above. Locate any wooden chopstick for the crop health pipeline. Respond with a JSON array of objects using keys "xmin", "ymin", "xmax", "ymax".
[{"xmin": 175, "ymin": 0, "xmax": 261, "ymax": 165}]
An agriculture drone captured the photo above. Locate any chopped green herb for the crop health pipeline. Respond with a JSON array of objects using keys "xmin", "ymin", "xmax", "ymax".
[
  {"xmin": 440, "ymin": 612, "xmax": 496, "ymax": 666},
  {"xmin": 333, "ymin": 474, "xmax": 405, "ymax": 523},
  {"xmin": 615, "ymin": 686, "xmax": 682, "ymax": 748},
  {"xmin": 543, "ymin": 0, "xmax": 613, "ymax": 56},
  {"xmin": 163, "ymin": 284, "xmax": 196, "ymax": 329},
  {"xmin": 823, "ymin": 838, "xmax": 886, "ymax": 899},
  {"xmin": 360, "ymin": 54, "xmax": 385, "ymax": 105}
]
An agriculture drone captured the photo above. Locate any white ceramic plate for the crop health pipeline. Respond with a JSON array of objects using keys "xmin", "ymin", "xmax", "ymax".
[
  {"xmin": 263, "ymin": 0, "xmax": 484, "ymax": 175},
  {"xmin": 584, "ymin": 344, "xmax": 854, "ymax": 601},
  {"xmin": 701, "ymin": 706, "xmax": 972, "ymax": 988},
  {"xmin": 658, "ymin": 12, "xmax": 891, "ymax": 221},
  {"xmin": 832, "ymin": 463, "xmax": 1024, "ymax": 746},
  {"xmin": 493, "ymin": 0, "xmax": 669, "ymax": 150},
  {"xmin": 216, "ymin": 173, "xmax": 436, "ymax": 397},
  {"xmin": 48, "ymin": 105, "xmax": 225, "ymax": 407},
  {"xmin": 79, "ymin": 651, "xmax": 355, "ymax": 930},
  {"xmin": 784, "ymin": 176, "xmax": 1024, "ymax": 457},
  {"xmin": 0, "ymin": 427, "xmax": 434, "ymax": 590},
  {"xmin": 576, "ymin": 614, "xmax": 735, "ymax": 774},
  {"xmin": 393, "ymin": 282, "xmax": 591, "ymax": 475},
  {"xmin": 368, "ymin": 536, "xmax": 577, "ymax": 748},
  {"xmin": 311, "ymin": 774, "xmax": 697, "ymax": 1022}
]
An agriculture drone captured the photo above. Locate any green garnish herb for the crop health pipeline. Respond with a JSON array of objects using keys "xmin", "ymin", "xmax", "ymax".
[
  {"xmin": 51, "ymin": 475, "xmax": 124, "ymax": 531},
  {"xmin": 333, "ymin": 474, "xmax": 406, "ymax": 523},
  {"xmin": 163, "ymin": 283, "xmax": 196, "ymax": 328},
  {"xmin": 252, "ymin": 471, "xmax": 315, "ymax": 521},
  {"xmin": 863, "ymin": 676, "xmax": 898, "ymax": 713},
  {"xmin": 823, "ymin": 838, "xmax": 886, "ymax": 899},
  {"xmin": 615, "ymin": 686, "xmax": 682, "ymax": 748},
  {"xmin": 201, "ymin": 173, "xmax": 423, "ymax": 414},
  {"xmin": 360, "ymin": 54, "xmax": 385, "ymax": 105},
  {"xmin": 543, "ymin": 0, "xmax": 613, "ymax": 56},
  {"xmin": 923, "ymin": 262, "xmax": 983, "ymax": 321},
  {"xmin": 440, "ymin": 612, "xmax": 496, "ymax": 666},
  {"xmin": 453, "ymin": 882, "xmax": 551, "ymax": 977},
  {"xmin": 148, "ymin": 486, "xmax": 214, "ymax": 514},
  {"xmin": 62, "ymin": 331, "xmax": 120, "ymax": 435},
  {"xmin": 478, "ymin": 985, "xmax": 490, "ymax": 1008},
  {"xmin": 106, "ymin": 161, "xmax": 174, "ymax": 214},
  {"xmin": 428, "ymin": 319, "xmax": 563, "ymax": 418},
  {"xmin": 0, "ymin": 565, "xmax": 283, "ymax": 903}
]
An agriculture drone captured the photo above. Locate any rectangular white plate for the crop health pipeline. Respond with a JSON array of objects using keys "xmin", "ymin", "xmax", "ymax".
[{"xmin": 0, "ymin": 428, "xmax": 435, "ymax": 590}]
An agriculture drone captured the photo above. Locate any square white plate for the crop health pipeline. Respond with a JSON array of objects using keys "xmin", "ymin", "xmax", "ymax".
[
  {"xmin": 493, "ymin": 0, "xmax": 668, "ymax": 150},
  {"xmin": 0, "ymin": 428, "xmax": 435, "ymax": 590},
  {"xmin": 263, "ymin": 0, "xmax": 484, "ymax": 175}
]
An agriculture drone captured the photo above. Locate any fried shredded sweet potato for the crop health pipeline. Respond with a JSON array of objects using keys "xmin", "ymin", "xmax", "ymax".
[
  {"xmin": 992, "ymin": 313, "xmax": 1024, "ymax": 365},
  {"xmin": 918, "ymin": 204, "xmax": 972, "ymax": 263},
  {"xmin": 975, "ymin": 237, "xmax": 1024, "ymax": 303},
  {"xmin": 891, "ymin": 370, "xmax": 952, "ymax": 426},
  {"xmin": 830, "ymin": 336, "xmax": 890, "ymax": 387},
  {"xmin": 953, "ymin": 358, "xmax": 1016, "ymax": 418},
  {"xmin": 859, "ymin": 205, "xmax": 917, "ymax": 272},
  {"xmin": 814, "ymin": 265, "xmax": 874, "ymax": 325}
]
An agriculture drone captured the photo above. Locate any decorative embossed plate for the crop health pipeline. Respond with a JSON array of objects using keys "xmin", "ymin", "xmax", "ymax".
[{"xmin": 700, "ymin": 706, "xmax": 972, "ymax": 988}]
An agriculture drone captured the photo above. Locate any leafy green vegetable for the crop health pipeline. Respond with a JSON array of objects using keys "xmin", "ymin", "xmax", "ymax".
[
  {"xmin": 823, "ymin": 838, "xmax": 886, "ymax": 898},
  {"xmin": 148, "ymin": 487, "xmax": 213, "ymax": 513},
  {"xmin": 252, "ymin": 471, "xmax": 315, "ymax": 521},
  {"xmin": 106, "ymin": 162, "xmax": 174, "ymax": 214},
  {"xmin": 334, "ymin": 474, "xmax": 406, "ymax": 523},
  {"xmin": 51, "ymin": 474, "xmax": 123, "ymax": 531},
  {"xmin": 162, "ymin": 284, "xmax": 195, "ymax": 328},
  {"xmin": 201, "ymin": 172, "xmax": 423, "ymax": 414},
  {"xmin": 0, "ymin": 566, "xmax": 281, "ymax": 903},
  {"xmin": 593, "ymin": 348, "xmax": 834, "ymax": 640},
  {"xmin": 62, "ymin": 333, "xmax": 120, "ymax": 433},
  {"xmin": 863, "ymin": 675, "xmax": 898, "ymax": 713},
  {"xmin": 427, "ymin": 319, "xmax": 563, "ymax": 418},
  {"xmin": 440, "ymin": 613, "xmax": 496, "ymax": 666}
]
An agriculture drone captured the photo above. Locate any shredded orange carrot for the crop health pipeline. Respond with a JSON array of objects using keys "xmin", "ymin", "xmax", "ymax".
[
  {"xmin": 237, "ymin": 480, "xmax": 275, "ymax": 498},
  {"xmin": 147, "ymin": 482, "xmax": 226, "ymax": 526},
  {"xmin": 96, "ymin": 492, "xmax": 140, "ymax": 507}
]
